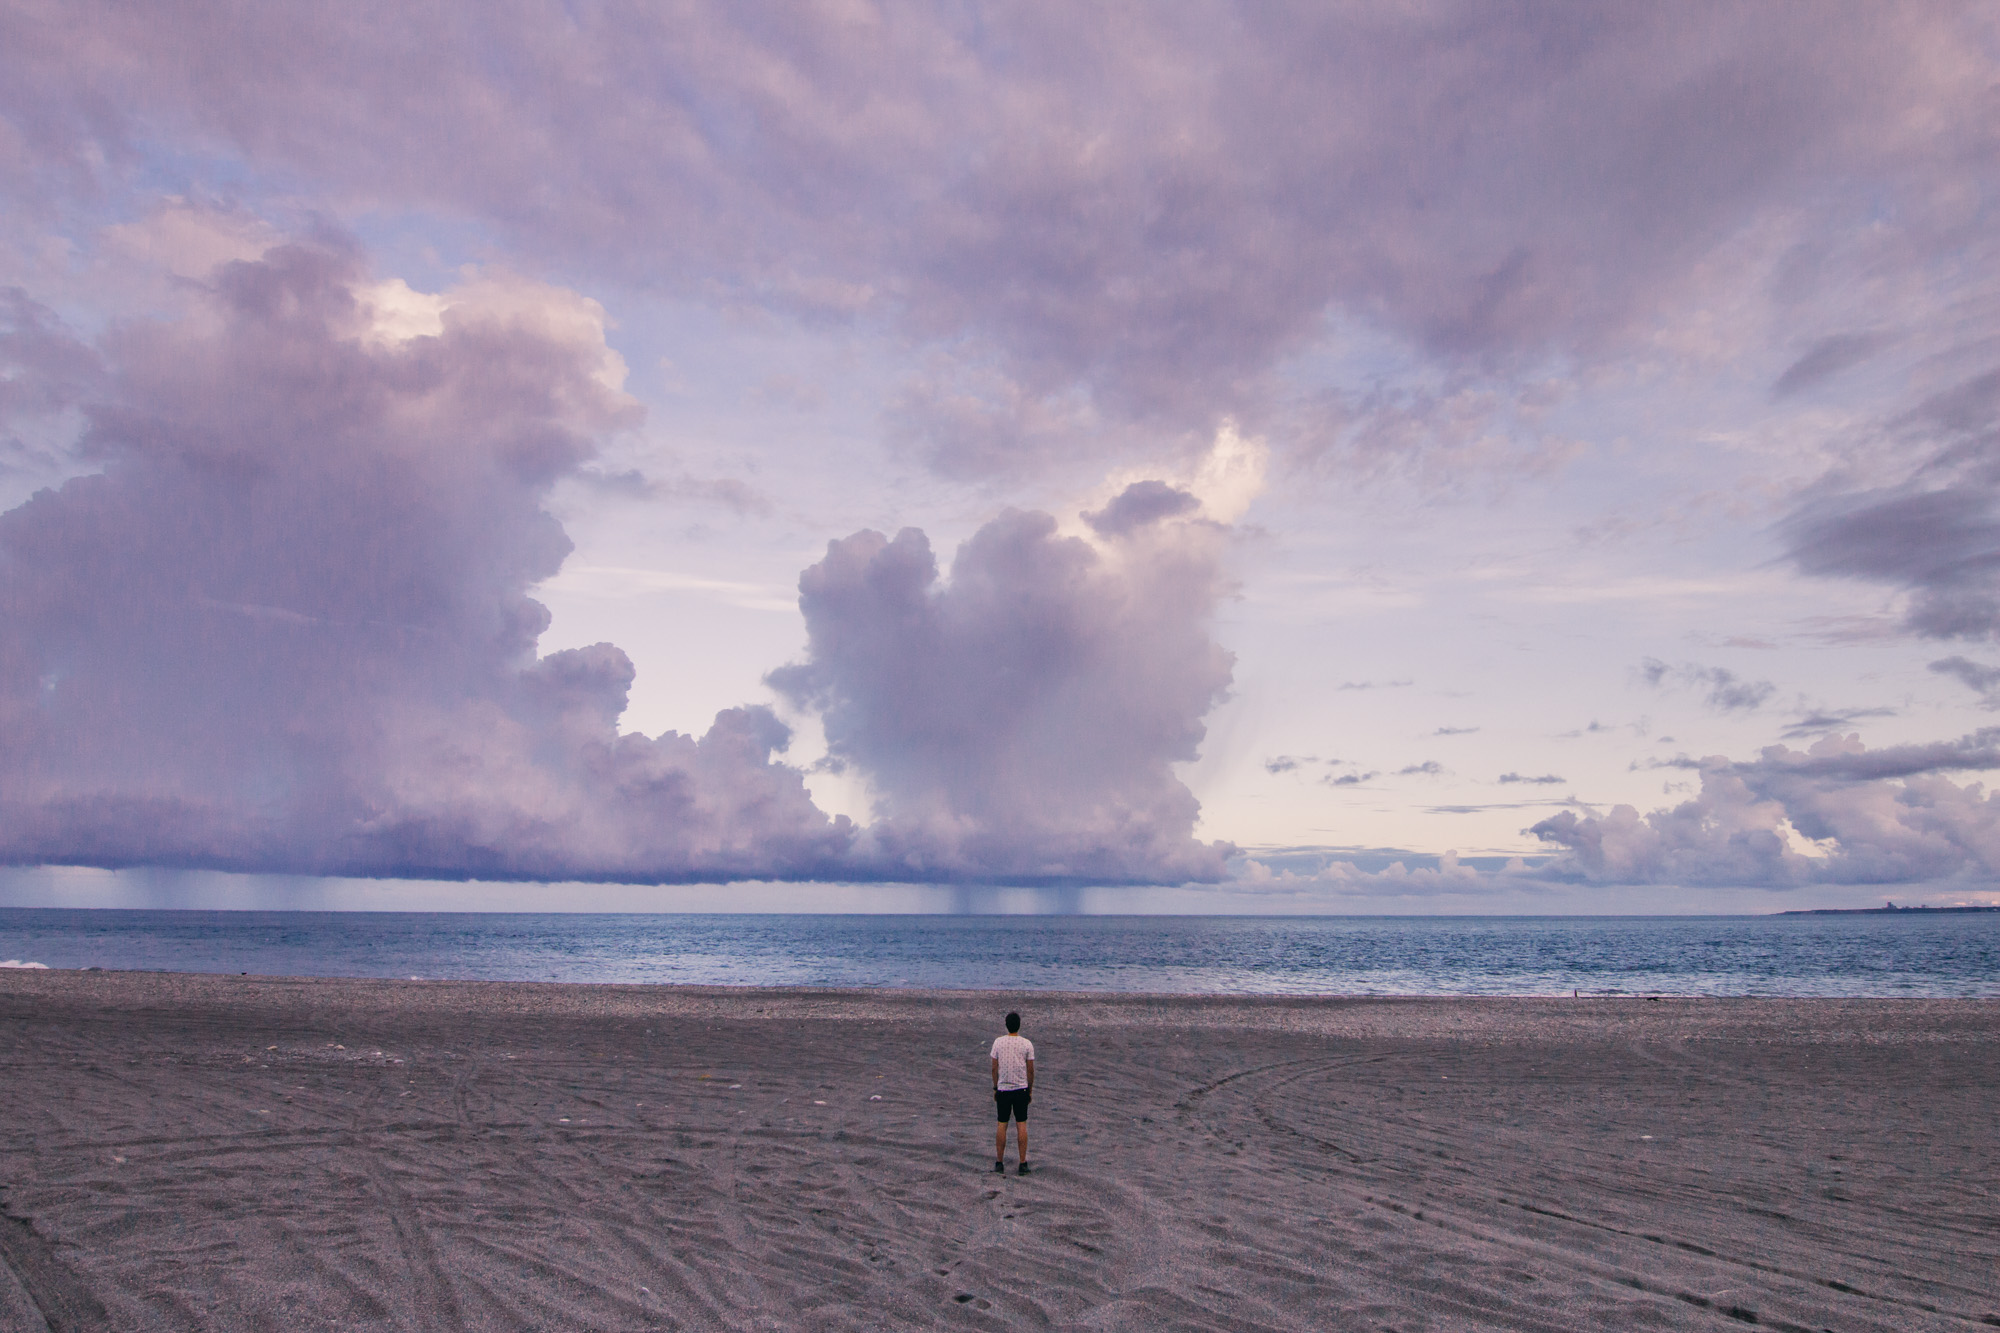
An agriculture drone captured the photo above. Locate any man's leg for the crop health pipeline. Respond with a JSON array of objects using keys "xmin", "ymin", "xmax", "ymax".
[
  {"xmin": 1015, "ymin": 1121, "xmax": 1028, "ymax": 1163},
  {"xmin": 995, "ymin": 1115, "xmax": 1008, "ymax": 1164}
]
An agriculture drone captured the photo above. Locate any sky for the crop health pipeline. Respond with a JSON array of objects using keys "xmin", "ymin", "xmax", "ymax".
[{"xmin": 2, "ymin": 2, "xmax": 1999, "ymax": 913}]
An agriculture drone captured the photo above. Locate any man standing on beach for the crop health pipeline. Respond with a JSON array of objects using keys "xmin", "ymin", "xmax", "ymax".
[{"xmin": 990, "ymin": 1011, "xmax": 1034, "ymax": 1174}]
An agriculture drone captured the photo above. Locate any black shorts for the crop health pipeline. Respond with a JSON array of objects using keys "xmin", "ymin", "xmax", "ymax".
[{"xmin": 994, "ymin": 1087, "xmax": 1031, "ymax": 1123}]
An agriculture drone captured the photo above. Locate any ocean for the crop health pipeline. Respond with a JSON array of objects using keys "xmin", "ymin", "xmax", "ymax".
[{"xmin": 2, "ymin": 908, "xmax": 1996, "ymax": 996}]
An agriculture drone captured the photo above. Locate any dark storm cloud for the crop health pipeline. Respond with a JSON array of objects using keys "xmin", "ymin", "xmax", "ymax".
[
  {"xmin": 2, "ymin": 2, "xmax": 1985, "ymax": 468},
  {"xmin": 769, "ymin": 499, "xmax": 1237, "ymax": 884},
  {"xmin": 0, "ymin": 242, "xmax": 853, "ymax": 881}
]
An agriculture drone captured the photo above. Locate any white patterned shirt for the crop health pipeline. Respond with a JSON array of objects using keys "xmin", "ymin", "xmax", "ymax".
[{"xmin": 990, "ymin": 1034, "xmax": 1035, "ymax": 1091}]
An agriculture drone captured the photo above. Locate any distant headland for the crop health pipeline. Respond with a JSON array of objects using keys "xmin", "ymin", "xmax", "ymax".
[{"xmin": 1779, "ymin": 902, "xmax": 2000, "ymax": 915}]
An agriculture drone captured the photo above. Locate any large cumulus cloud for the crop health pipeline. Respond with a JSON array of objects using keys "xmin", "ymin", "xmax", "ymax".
[
  {"xmin": 770, "ymin": 485, "xmax": 1236, "ymax": 884},
  {"xmin": 1528, "ymin": 732, "xmax": 2000, "ymax": 887},
  {"xmin": 3, "ymin": 2, "xmax": 1987, "ymax": 466},
  {"xmin": 0, "ymin": 238, "xmax": 1244, "ymax": 885},
  {"xmin": 0, "ymin": 241, "xmax": 850, "ymax": 880}
]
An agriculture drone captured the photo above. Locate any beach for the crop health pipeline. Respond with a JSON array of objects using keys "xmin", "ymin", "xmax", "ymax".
[{"xmin": 1, "ymin": 971, "xmax": 1994, "ymax": 1332}]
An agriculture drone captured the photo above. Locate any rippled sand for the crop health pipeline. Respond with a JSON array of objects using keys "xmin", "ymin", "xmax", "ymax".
[{"xmin": 2, "ymin": 970, "xmax": 1995, "ymax": 1331}]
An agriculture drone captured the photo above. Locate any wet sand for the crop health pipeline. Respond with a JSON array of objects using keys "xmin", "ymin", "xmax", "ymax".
[{"xmin": 1, "ymin": 970, "xmax": 1995, "ymax": 1332}]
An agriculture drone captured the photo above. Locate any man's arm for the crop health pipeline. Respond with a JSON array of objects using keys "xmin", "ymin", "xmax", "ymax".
[
  {"xmin": 1025, "ymin": 1056, "xmax": 1034, "ymax": 1091},
  {"xmin": 991, "ymin": 1056, "xmax": 999, "ymax": 1089}
]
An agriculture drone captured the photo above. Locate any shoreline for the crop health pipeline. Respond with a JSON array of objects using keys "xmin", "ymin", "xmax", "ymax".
[
  {"xmin": 4, "ymin": 971, "xmax": 1996, "ymax": 1330},
  {"xmin": 7, "ymin": 908, "xmax": 1996, "ymax": 1002},
  {"xmin": 8, "ymin": 963, "xmax": 1999, "ymax": 1005}
]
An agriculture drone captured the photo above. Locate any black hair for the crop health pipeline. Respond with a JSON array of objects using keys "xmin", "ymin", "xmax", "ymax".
[{"xmin": 1005, "ymin": 1011, "xmax": 1020, "ymax": 1033}]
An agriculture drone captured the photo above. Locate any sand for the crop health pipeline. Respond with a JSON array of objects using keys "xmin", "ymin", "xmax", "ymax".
[{"xmin": 1, "ymin": 971, "xmax": 1995, "ymax": 1332}]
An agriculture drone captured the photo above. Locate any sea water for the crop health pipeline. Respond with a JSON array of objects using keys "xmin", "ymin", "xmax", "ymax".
[{"xmin": 1, "ymin": 909, "xmax": 1996, "ymax": 996}]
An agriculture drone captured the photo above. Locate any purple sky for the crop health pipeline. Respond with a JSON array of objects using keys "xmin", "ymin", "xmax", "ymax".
[{"xmin": 2, "ymin": 3, "xmax": 1998, "ymax": 910}]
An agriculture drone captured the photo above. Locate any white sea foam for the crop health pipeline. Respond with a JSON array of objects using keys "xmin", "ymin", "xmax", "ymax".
[{"xmin": 1, "ymin": 959, "xmax": 50, "ymax": 969}]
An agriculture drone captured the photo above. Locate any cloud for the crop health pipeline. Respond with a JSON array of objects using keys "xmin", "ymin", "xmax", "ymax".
[
  {"xmin": 5, "ymin": 4, "xmax": 1984, "ymax": 470},
  {"xmin": 0, "ymin": 240, "xmax": 854, "ymax": 881},
  {"xmin": 1771, "ymin": 331, "xmax": 1895, "ymax": 398},
  {"xmin": 571, "ymin": 464, "xmax": 772, "ymax": 516},
  {"xmin": 0, "ymin": 288, "xmax": 100, "ymax": 421},
  {"xmin": 1639, "ymin": 658, "xmax": 1776, "ymax": 712},
  {"xmin": 0, "ymin": 239, "xmax": 1253, "ymax": 887},
  {"xmin": 1338, "ymin": 679, "xmax": 1412, "ymax": 691},
  {"xmin": 1931, "ymin": 655, "xmax": 2000, "ymax": 708},
  {"xmin": 1779, "ymin": 706, "xmax": 1898, "ymax": 738},
  {"xmin": 767, "ymin": 483, "xmax": 1237, "ymax": 884},
  {"xmin": 1530, "ymin": 730, "xmax": 2000, "ymax": 886},
  {"xmin": 1397, "ymin": 761, "xmax": 1444, "ymax": 777},
  {"xmin": 1498, "ymin": 773, "xmax": 1566, "ymax": 785},
  {"xmin": 1433, "ymin": 725, "xmax": 1479, "ymax": 736},
  {"xmin": 1782, "ymin": 369, "xmax": 2000, "ymax": 639},
  {"xmin": 6, "ymin": 7, "xmax": 1996, "ymax": 896},
  {"xmin": 1084, "ymin": 480, "xmax": 1202, "ymax": 538},
  {"xmin": 1229, "ymin": 846, "xmax": 1585, "ymax": 901}
]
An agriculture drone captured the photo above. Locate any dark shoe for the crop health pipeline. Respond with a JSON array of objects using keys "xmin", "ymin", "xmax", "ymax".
[
  {"xmin": 993, "ymin": 1160, "xmax": 1005, "ymax": 1173},
  {"xmin": 1017, "ymin": 1162, "xmax": 1031, "ymax": 1175}
]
